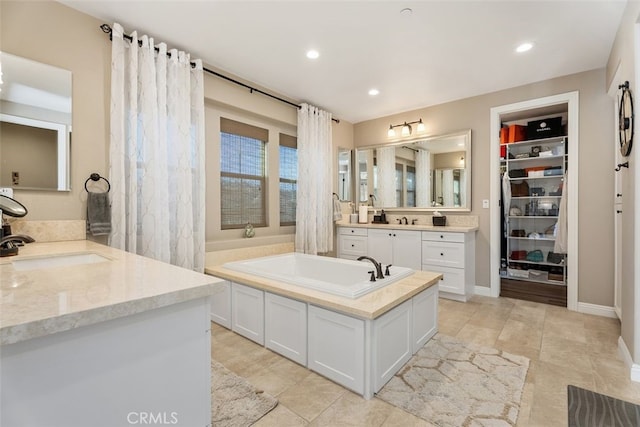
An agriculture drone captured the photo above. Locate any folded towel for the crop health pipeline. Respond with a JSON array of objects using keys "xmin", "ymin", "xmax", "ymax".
[
  {"xmin": 87, "ymin": 192, "xmax": 111, "ymax": 236},
  {"xmin": 333, "ymin": 197, "xmax": 343, "ymax": 222}
]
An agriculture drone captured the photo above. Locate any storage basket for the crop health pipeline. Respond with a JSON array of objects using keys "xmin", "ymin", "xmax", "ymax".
[
  {"xmin": 529, "ymin": 270, "xmax": 549, "ymax": 281},
  {"xmin": 508, "ymin": 268, "xmax": 529, "ymax": 279}
]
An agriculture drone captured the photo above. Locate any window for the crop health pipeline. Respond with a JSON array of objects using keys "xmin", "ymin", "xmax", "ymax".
[
  {"xmin": 279, "ymin": 133, "xmax": 297, "ymax": 226},
  {"xmin": 220, "ymin": 118, "xmax": 268, "ymax": 229}
]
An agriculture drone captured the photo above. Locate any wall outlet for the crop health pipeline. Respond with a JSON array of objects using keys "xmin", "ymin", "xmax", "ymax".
[
  {"xmin": 482, "ymin": 199, "xmax": 490, "ymax": 209},
  {"xmin": 0, "ymin": 188, "xmax": 13, "ymax": 198}
]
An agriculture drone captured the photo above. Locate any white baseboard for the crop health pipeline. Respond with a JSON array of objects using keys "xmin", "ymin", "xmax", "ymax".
[
  {"xmin": 576, "ymin": 302, "xmax": 618, "ymax": 318},
  {"xmin": 618, "ymin": 336, "xmax": 640, "ymax": 382},
  {"xmin": 474, "ymin": 286, "xmax": 492, "ymax": 297}
]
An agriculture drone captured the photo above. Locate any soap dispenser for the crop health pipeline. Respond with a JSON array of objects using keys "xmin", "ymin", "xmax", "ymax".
[{"xmin": 380, "ymin": 209, "xmax": 387, "ymax": 224}]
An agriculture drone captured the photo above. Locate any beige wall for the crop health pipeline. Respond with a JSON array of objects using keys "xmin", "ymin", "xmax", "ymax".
[
  {"xmin": 355, "ymin": 68, "xmax": 615, "ymax": 307},
  {"xmin": 606, "ymin": 1, "xmax": 640, "ymax": 362}
]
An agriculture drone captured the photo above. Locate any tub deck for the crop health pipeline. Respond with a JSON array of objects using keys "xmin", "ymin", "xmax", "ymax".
[{"xmin": 205, "ymin": 256, "xmax": 441, "ymax": 320}]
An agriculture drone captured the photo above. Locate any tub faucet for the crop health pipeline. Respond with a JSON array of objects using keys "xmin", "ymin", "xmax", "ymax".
[{"xmin": 357, "ymin": 256, "xmax": 384, "ymax": 279}]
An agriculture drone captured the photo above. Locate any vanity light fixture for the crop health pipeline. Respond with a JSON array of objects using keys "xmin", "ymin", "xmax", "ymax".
[
  {"xmin": 306, "ymin": 49, "xmax": 320, "ymax": 59},
  {"xmin": 387, "ymin": 118, "xmax": 425, "ymax": 138},
  {"xmin": 368, "ymin": 88, "xmax": 380, "ymax": 96}
]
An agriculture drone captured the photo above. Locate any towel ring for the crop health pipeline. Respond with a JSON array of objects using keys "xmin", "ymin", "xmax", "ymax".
[{"xmin": 84, "ymin": 173, "xmax": 111, "ymax": 193}]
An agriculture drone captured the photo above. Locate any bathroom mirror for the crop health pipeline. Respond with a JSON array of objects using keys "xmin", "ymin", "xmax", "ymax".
[
  {"xmin": 336, "ymin": 148, "xmax": 352, "ymax": 201},
  {"xmin": 356, "ymin": 129, "xmax": 471, "ymax": 211},
  {"xmin": 0, "ymin": 52, "xmax": 72, "ymax": 191}
]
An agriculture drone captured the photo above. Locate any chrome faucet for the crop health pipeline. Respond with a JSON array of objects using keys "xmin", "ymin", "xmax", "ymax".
[{"xmin": 357, "ymin": 255, "xmax": 384, "ymax": 279}]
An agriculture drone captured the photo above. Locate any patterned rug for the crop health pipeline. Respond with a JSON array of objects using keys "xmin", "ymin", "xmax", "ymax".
[
  {"xmin": 567, "ymin": 385, "xmax": 640, "ymax": 427},
  {"xmin": 376, "ymin": 334, "xmax": 530, "ymax": 427},
  {"xmin": 211, "ymin": 360, "xmax": 278, "ymax": 426}
]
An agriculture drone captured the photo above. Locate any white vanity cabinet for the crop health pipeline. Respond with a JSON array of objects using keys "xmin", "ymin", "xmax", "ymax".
[
  {"xmin": 337, "ymin": 227, "xmax": 368, "ymax": 260},
  {"xmin": 367, "ymin": 229, "xmax": 422, "ymax": 270},
  {"xmin": 422, "ymin": 231, "xmax": 476, "ymax": 301},
  {"xmin": 231, "ymin": 282, "xmax": 265, "ymax": 344},
  {"xmin": 265, "ymin": 292, "xmax": 307, "ymax": 365}
]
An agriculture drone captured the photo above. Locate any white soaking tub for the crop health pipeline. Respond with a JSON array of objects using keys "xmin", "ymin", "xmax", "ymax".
[{"xmin": 223, "ymin": 252, "xmax": 413, "ymax": 298}]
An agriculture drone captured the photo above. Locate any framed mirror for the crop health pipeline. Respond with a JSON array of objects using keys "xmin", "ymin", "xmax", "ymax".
[
  {"xmin": 355, "ymin": 129, "xmax": 471, "ymax": 211},
  {"xmin": 0, "ymin": 52, "xmax": 72, "ymax": 191},
  {"xmin": 336, "ymin": 148, "xmax": 352, "ymax": 201}
]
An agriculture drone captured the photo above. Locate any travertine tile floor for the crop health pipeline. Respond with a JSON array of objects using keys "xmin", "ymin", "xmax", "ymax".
[{"xmin": 211, "ymin": 296, "xmax": 639, "ymax": 426}]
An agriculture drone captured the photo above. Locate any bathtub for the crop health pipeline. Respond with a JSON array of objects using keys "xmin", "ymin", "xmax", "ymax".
[{"xmin": 222, "ymin": 253, "xmax": 413, "ymax": 298}]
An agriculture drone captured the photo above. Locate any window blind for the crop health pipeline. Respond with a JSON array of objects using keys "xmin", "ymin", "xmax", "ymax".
[{"xmin": 279, "ymin": 133, "xmax": 297, "ymax": 226}]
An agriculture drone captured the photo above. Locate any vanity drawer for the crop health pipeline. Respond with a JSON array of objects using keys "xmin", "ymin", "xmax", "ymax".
[
  {"xmin": 338, "ymin": 235, "xmax": 368, "ymax": 257},
  {"xmin": 422, "ymin": 231, "xmax": 465, "ymax": 243},
  {"xmin": 338, "ymin": 227, "xmax": 368, "ymax": 237},
  {"xmin": 421, "ymin": 241, "xmax": 464, "ymax": 267},
  {"xmin": 422, "ymin": 264, "xmax": 464, "ymax": 295}
]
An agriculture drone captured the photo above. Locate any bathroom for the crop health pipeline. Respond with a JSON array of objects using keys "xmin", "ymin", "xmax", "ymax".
[{"xmin": 2, "ymin": 1, "xmax": 640, "ymax": 425}]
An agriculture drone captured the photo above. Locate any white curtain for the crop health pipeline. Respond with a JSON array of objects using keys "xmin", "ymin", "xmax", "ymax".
[
  {"xmin": 295, "ymin": 103, "xmax": 333, "ymax": 255},
  {"xmin": 377, "ymin": 146, "xmax": 396, "ymax": 207},
  {"xmin": 109, "ymin": 23, "xmax": 205, "ymax": 272},
  {"xmin": 442, "ymin": 169, "xmax": 454, "ymax": 206},
  {"xmin": 415, "ymin": 149, "xmax": 431, "ymax": 207}
]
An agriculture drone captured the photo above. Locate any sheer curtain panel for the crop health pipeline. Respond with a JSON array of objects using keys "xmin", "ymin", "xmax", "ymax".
[
  {"xmin": 109, "ymin": 23, "xmax": 205, "ymax": 272},
  {"xmin": 295, "ymin": 103, "xmax": 333, "ymax": 255}
]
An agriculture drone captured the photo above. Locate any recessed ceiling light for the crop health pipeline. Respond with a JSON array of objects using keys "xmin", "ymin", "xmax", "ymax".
[
  {"xmin": 368, "ymin": 88, "xmax": 380, "ymax": 96},
  {"xmin": 306, "ymin": 49, "xmax": 319, "ymax": 59},
  {"xmin": 516, "ymin": 42, "xmax": 533, "ymax": 53}
]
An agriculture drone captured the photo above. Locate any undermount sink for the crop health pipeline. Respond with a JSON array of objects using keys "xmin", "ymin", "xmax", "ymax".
[{"xmin": 12, "ymin": 252, "xmax": 110, "ymax": 271}]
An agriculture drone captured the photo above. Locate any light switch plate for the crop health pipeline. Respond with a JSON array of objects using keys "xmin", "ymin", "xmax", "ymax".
[
  {"xmin": 482, "ymin": 199, "xmax": 490, "ymax": 209},
  {"xmin": 0, "ymin": 188, "xmax": 13, "ymax": 198}
]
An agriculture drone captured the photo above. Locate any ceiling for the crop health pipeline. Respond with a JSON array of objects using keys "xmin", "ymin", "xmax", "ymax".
[{"xmin": 59, "ymin": 0, "xmax": 626, "ymax": 124}]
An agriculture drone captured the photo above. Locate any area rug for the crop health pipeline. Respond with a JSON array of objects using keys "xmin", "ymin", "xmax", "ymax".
[
  {"xmin": 376, "ymin": 334, "xmax": 530, "ymax": 427},
  {"xmin": 211, "ymin": 360, "xmax": 278, "ymax": 426},
  {"xmin": 567, "ymin": 385, "xmax": 640, "ymax": 427}
]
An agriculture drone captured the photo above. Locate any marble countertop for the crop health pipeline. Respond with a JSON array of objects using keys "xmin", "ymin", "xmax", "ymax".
[
  {"xmin": 336, "ymin": 221, "xmax": 478, "ymax": 233},
  {"xmin": 205, "ymin": 262, "xmax": 441, "ymax": 320},
  {"xmin": 0, "ymin": 240, "xmax": 225, "ymax": 345}
]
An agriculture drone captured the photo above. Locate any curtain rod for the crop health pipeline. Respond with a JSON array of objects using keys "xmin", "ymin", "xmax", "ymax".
[{"xmin": 100, "ymin": 24, "xmax": 339, "ymax": 123}]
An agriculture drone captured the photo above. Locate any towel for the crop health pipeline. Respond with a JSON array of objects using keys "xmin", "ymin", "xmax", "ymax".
[
  {"xmin": 333, "ymin": 197, "xmax": 343, "ymax": 222},
  {"xmin": 87, "ymin": 192, "xmax": 112, "ymax": 236},
  {"xmin": 553, "ymin": 172, "xmax": 568, "ymax": 254}
]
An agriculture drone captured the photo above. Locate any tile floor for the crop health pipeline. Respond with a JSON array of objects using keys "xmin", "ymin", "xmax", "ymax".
[{"xmin": 211, "ymin": 296, "xmax": 639, "ymax": 426}]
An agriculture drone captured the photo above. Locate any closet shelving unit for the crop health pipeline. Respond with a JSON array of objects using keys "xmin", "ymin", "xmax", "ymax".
[
  {"xmin": 502, "ymin": 136, "xmax": 567, "ymax": 285},
  {"xmin": 499, "ymin": 111, "xmax": 569, "ymax": 306}
]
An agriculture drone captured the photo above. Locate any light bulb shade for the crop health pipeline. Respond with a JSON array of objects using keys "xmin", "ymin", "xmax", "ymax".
[
  {"xmin": 387, "ymin": 126, "xmax": 396, "ymax": 138},
  {"xmin": 401, "ymin": 123, "xmax": 411, "ymax": 136},
  {"xmin": 416, "ymin": 120, "xmax": 425, "ymax": 132}
]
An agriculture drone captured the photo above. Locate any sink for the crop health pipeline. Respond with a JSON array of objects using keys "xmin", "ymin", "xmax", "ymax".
[{"xmin": 12, "ymin": 252, "xmax": 110, "ymax": 271}]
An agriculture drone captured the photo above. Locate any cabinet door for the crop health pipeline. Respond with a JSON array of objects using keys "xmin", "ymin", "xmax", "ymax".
[
  {"xmin": 412, "ymin": 285, "xmax": 438, "ymax": 352},
  {"xmin": 265, "ymin": 293, "xmax": 307, "ymax": 365},
  {"xmin": 367, "ymin": 229, "xmax": 393, "ymax": 266},
  {"xmin": 308, "ymin": 305, "xmax": 365, "ymax": 394},
  {"xmin": 392, "ymin": 230, "xmax": 422, "ymax": 270},
  {"xmin": 231, "ymin": 283, "xmax": 264, "ymax": 345},
  {"xmin": 210, "ymin": 280, "xmax": 231, "ymax": 328},
  {"xmin": 373, "ymin": 299, "xmax": 412, "ymax": 392}
]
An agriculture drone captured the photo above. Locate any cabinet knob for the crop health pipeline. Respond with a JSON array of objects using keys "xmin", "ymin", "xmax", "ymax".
[
  {"xmin": 393, "ymin": 233, "xmax": 396, "ymax": 237},
  {"xmin": 351, "ymin": 244, "xmax": 355, "ymax": 247},
  {"xmin": 617, "ymin": 193, "xmax": 623, "ymax": 197},
  {"xmin": 617, "ymin": 210, "xmax": 622, "ymax": 214},
  {"xmin": 440, "ymin": 253, "xmax": 444, "ymax": 256},
  {"xmin": 440, "ymin": 235, "xmax": 444, "ymax": 239},
  {"xmin": 351, "ymin": 230, "xmax": 354, "ymax": 233}
]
